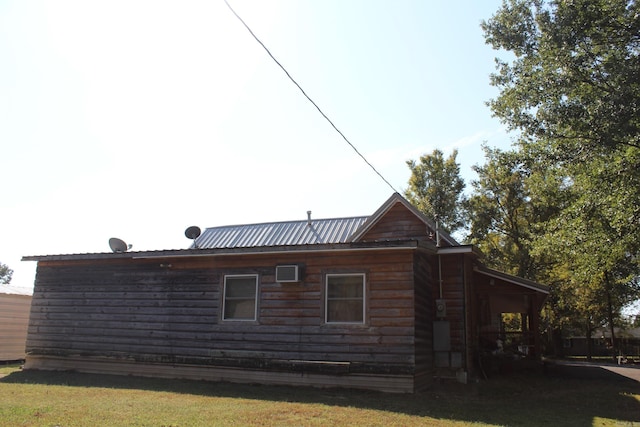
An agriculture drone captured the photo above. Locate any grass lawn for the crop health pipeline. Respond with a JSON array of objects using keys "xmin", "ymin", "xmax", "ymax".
[{"xmin": 1, "ymin": 363, "xmax": 639, "ymax": 426}]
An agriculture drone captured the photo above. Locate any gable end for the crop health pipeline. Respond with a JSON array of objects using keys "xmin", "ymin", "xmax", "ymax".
[
  {"xmin": 350, "ymin": 193, "xmax": 457, "ymax": 245},
  {"xmin": 355, "ymin": 199, "xmax": 435, "ymax": 243}
]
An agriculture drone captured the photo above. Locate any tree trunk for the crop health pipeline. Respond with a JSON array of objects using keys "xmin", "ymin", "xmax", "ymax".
[
  {"xmin": 585, "ymin": 319, "xmax": 593, "ymax": 361},
  {"xmin": 604, "ymin": 271, "xmax": 617, "ymax": 363}
]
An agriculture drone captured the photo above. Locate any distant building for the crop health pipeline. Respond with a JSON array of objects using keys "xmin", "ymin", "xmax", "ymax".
[{"xmin": 0, "ymin": 293, "xmax": 32, "ymax": 361}]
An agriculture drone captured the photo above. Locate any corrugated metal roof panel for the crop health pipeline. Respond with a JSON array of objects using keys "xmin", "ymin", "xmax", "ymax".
[{"xmin": 195, "ymin": 217, "xmax": 369, "ymax": 249}]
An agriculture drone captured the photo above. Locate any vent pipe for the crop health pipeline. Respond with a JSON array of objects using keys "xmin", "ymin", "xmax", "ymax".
[{"xmin": 307, "ymin": 211, "xmax": 312, "ymax": 226}]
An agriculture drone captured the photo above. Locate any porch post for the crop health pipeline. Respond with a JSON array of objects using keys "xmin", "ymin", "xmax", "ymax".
[{"xmin": 529, "ymin": 295, "xmax": 542, "ymax": 359}]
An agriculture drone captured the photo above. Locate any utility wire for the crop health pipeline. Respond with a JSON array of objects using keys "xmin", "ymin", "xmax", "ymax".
[{"xmin": 223, "ymin": 0, "xmax": 398, "ymax": 194}]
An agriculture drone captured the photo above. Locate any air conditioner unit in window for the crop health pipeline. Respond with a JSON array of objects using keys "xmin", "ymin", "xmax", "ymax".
[{"xmin": 276, "ymin": 265, "xmax": 299, "ymax": 282}]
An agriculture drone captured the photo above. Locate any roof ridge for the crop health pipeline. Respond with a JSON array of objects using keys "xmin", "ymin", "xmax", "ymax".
[
  {"xmin": 196, "ymin": 216, "xmax": 370, "ymax": 249},
  {"xmin": 203, "ymin": 215, "xmax": 369, "ymax": 231}
]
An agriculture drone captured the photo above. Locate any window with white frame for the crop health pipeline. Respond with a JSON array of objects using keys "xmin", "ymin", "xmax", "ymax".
[
  {"xmin": 223, "ymin": 275, "xmax": 258, "ymax": 321},
  {"xmin": 325, "ymin": 273, "xmax": 365, "ymax": 324}
]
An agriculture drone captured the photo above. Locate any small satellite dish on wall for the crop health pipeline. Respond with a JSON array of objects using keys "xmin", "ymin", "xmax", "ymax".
[
  {"xmin": 109, "ymin": 237, "xmax": 129, "ymax": 253},
  {"xmin": 185, "ymin": 226, "xmax": 201, "ymax": 248}
]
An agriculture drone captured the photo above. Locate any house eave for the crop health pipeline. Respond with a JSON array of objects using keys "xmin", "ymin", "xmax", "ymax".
[
  {"xmin": 22, "ymin": 240, "xmax": 423, "ymax": 263},
  {"xmin": 474, "ymin": 266, "xmax": 550, "ymax": 294},
  {"xmin": 436, "ymin": 245, "xmax": 481, "ymax": 256}
]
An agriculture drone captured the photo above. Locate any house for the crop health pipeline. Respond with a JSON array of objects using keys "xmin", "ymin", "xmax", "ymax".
[
  {"xmin": 0, "ymin": 293, "xmax": 32, "ymax": 361},
  {"xmin": 22, "ymin": 193, "xmax": 548, "ymax": 392}
]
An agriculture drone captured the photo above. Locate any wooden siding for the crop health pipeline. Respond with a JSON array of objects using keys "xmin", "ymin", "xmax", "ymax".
[
  {"xmin": 26, "ymin": 248, "xmax": 420, "ymax": 390},
  {"xmin": 359, "ymin": 203, "xmax": 435, "ymax": 243},
  {"xmin": 413, "ymin": 250, "xmax": 435, "ymax": 390},
  {"xmin": 463, "ymin": 257, "xmax": 475, "ymax": 376},
  {"xmin": 0, "ymin": 293, "xmax": 32, "ymax": 361},
  {"xmin": 24, "ymin": 355, "xmax": 414, "ymax": 393},
  {"xmin": 438, "ymin": 253, "xmax": 466, "ymax": 352}
]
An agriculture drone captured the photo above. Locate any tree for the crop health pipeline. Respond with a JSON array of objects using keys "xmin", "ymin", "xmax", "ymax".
[
  {"xmin": 531, "ymin": 154, "xmax": 640, "ymax": 357},
  {"xmin": 405, "ymin": 149, "xmax": 466, "ymax": 234},
  {"xmin": 482, "ymin": 0, "xmax": 640, "ymax": 244},
  {"xmin": 464, "ymin": 144, "xmax": 567, "ymax": 277},
  {"xmin": 465, "ymin": 146, "xmax": 534, "ymax": 278},
  {"xmin": 482, "ymin": 0, "xmax": 640, "ymax": 356},
  {"xmin": 0, "ymin": 262, "xmax": 13, "ymax": 285},
  {"xmin": 482, "ymin": 0, "xmax": 640, "ymax": 155}
]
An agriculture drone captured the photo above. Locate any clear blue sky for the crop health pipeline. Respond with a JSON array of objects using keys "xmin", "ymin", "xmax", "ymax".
[{"xmin": 1, "ymin": 0, "xmax": 513, "ymax": 294}]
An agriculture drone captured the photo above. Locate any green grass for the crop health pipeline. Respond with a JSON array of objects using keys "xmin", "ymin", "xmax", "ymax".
[
  {"xmin": 0, "ymin": 363, "xmax": 638, "ymax": 426},
  {"xmin": 0, "ymin": 363, "xmax": 22, "ymax": 377}
]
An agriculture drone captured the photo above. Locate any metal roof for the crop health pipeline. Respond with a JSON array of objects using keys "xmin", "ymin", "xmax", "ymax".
[
  {"xmin": 474, "ymin": 266, "xmax": 550, "ymax": 294},
  {"xmin": 194, "ymin": 216, "xmax": 369, "ymax": 249}
]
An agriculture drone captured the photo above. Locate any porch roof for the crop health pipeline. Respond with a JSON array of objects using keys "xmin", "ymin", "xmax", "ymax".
[{"xmin": 474, "ymin": 265, "xmax": 550, "ymax": 294}]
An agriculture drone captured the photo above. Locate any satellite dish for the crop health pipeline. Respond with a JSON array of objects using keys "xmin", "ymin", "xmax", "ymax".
[
  {"xmin": 185, "ymin": 226, "xmax": 201, "ymax": 239},
  {"xmin": 185, "ymin": 226, "xmax": 201, "ymax": 248},
  {"xmin": 109, "ymin": 237, "xmax": 128, "ymax": 253}
]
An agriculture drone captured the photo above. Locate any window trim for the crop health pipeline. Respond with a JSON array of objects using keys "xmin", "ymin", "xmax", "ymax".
[
  {"xmin": 324, "ymin": 273, "xmax": 366, "ymax": 324},
  {"xmin": 222, "ymin": 274, "xmax": 258, "ymax": 322}
]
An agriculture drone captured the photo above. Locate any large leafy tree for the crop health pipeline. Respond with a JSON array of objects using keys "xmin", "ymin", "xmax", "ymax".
[
  {"xmin": 482, "ymin": 0, "xmax": 640, "ymax": 354},
  {"xmin": 465, "ymin": 146, "xmax": 532, "ymax": 277},
  {"xmin": 405, "ymin": 149, "xmax": 466, "ymax": 234},
  {"xmin": 465, "ymin": 145, "xmax": 569, "ymax": 277},
  {"xmin": 483, "ymin": 0, "xmax": 640, "ymax": 155},
  {"xmin": 482, "ymin": 0, "xmax": 640, "ymax": 241},
  {"xmin": 0, "ymin": 262, "xmax": 13, "ymax": 285},
  {"xmin": 532, "ymin": 155, "xmax": 640, "ymax": 355}
]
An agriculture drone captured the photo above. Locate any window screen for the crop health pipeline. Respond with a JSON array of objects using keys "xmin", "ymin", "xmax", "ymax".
[
  {"xmin": 223, "ymin": 275, "xmax": 258, "ymax": 321},
  {"xmin": 326, "ymin": 274, "xmax": 365, "ymax": 323}
]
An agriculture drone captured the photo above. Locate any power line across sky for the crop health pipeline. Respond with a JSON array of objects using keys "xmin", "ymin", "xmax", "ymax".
[
  {"xmin": 224, "ymin": 0, "xmax": 399, "ymax": 194},
  {"xmin": 1, "ymin": 0, "xmax": 510, "ymax": 294}
]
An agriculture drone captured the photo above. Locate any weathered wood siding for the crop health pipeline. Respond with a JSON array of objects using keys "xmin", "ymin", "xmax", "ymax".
[
  {"xmin": 27, "ymin": 247, "xmax": 420, "ymax": 391},
  {"xmin": 439, "ymin": 253, "xmax": 466, "ymax": 353},
  {"xmin": 359, "ymin": 203, "xmax": 435, "ymax": 242},
  {"xmin": 463, "ymin": 257, "xmax": 475, "ymax": 375},
  {"xmin": 413, "ymin": 250, "xmax": 435, "ymax": 389},
  {"xmin": 0, "ymin": 293, "xmax": 32, "ymax": 361}
]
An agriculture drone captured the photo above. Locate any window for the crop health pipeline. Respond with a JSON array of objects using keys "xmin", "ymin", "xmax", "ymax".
[
  {"xmin": 325, "ymin": 273, "xmax": 365, "ymax": 324},
  {"xmin": 223, "ymin": 275, "xmax": 258, "ymax": 321}
]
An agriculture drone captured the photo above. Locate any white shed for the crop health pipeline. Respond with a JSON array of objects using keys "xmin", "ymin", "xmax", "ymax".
[{"xmin": 0, "ymin": 293, "xmax": 32, "ymax": 361}]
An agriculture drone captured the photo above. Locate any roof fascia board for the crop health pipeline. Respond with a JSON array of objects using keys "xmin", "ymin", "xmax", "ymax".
[
  {"xmin": 436, "ymin": 245, "xmax": 479, "ymax": 255},
  {"xmin": 474, "ymin": 267, "xmax": 550, "ymax": 294},
  {"xmin": 132, "ymin": 244, "xmax": 417, "ymax": 260},
  {"xmin": 23, "ymin": 241, "xmax": 421, "ymax": 263}
]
